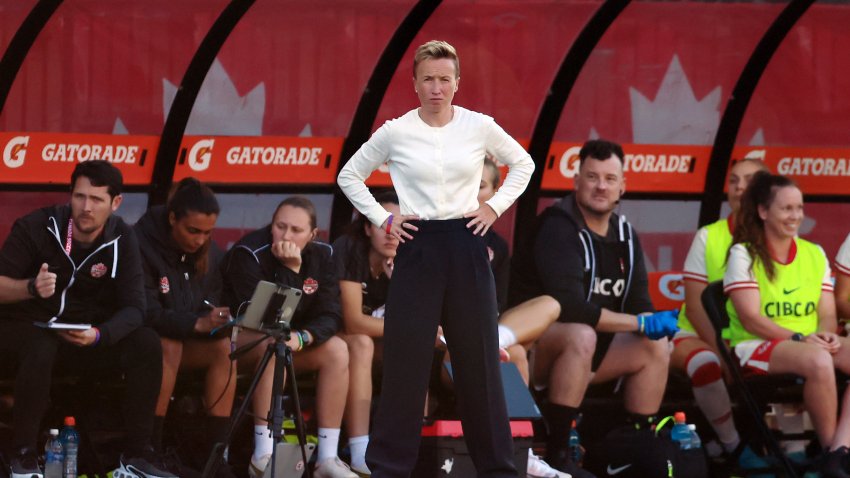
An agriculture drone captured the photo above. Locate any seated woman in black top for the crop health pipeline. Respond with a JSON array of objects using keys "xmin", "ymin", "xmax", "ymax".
[
  {"xmin": 332, "ymin": 191, "xmax": 401, "ymax": 476},
  {"xmin": 134, "ymin": 178, "xmax": 235, "ymax": 471},
  {"xmin": 221, "ymin": 196, "xmax": 355, "ymax": 478}
]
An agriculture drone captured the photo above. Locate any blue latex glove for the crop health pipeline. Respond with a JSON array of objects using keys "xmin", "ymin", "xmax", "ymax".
[{"xmin": 637, "ymin": 310, "xmax": 679, "ymax": 340}]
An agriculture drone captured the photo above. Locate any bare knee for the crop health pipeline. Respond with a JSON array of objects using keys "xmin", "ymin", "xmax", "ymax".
[
  {"xmin": 644, "ymin": 337, "xmax": 671, "ymax": 368},
  {"xmin": 803, "ymin": 349, "xmax": 835, "ymax": 383},
  {"xmin": 563, "ymin": 323, "xmax": 597, "ymax": 360},
  {"xmin": 210, "ymin": 337, "xmax": 233, "ymax": 364},
  {"xmin": 318, "ymin": 335, "xmax": 350, "ymax": 370},
  {"xmin": 346, "ymin": 334, "xmax": 375, "ymax": 364},
  {"xmin": 539, "ymin": 295, "xmax": 562, "ymax": 321}
]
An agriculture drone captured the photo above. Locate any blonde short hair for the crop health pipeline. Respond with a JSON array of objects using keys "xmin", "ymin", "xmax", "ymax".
[{"xmin": 413, "ymin": 40, "xmax": 459, "ymax": 79}]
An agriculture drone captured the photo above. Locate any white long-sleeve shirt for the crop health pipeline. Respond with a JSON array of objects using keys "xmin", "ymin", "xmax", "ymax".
[{"xmin": 338, "ymin": 106, "xmax": 534, "ymax": 227}]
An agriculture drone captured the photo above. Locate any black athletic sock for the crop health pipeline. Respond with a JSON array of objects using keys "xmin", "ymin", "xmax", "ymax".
[
  {"xmin": 544, "ymin": 403, "xmax": 579, "ymax": 467},
  {"xmin": 626, "ymin": 413, "xmax": 658, "ymax": 430},
  {"xmin": 206, "ymin": 416, "xmax": 232, "ymax": 455},
  {"xmin": 151, "ymin": 416, "xmax": 165, "ymax": 452}
]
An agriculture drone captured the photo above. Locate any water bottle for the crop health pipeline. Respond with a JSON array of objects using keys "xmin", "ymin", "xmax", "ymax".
[
  {"xmin": 568, "ymin": 419, "xmax": 583, "ymax": 464},
  {"xmin": 670, "ymin": 412, "xmax": 693, "ymax": 450},
  {"xmin": 60, "ymin": 416, "xmax": 79, "ymax": 478},
  {"xmin": 687, "ymin": 424, "xmax": 702, "ymax": 449},
  {"xmin": 44, "ymin": 429, "xmax": 64, "ymax": 478}
]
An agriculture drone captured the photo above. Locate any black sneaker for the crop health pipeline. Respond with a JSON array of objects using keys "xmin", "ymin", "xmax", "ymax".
[
  {"xmin": 113, "ymin": 450, "xmax": 178, "ymax": 478},
  {"xmin": 544, "ymin": 446, "xmax": 596, "ymax": 478},
  {"xmin": 820, "ymin": 447, "xmax": 850, "ymax": 478},
  {"xmin": 9, "ymin": 448, "xmax": 42, "ymax": 478}
]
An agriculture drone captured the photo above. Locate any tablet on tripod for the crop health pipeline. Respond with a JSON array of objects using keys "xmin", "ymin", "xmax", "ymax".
[{"xmin": 239, "ymin": 280, "xmax": 302, "ymax": 332}]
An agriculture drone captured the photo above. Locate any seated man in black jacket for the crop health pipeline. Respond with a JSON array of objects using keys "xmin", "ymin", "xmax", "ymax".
[
  {"xmin": 221, "ymin": 196, "xmax": 355, "ymax": 478},
  {"xmin": 510, "ymin": 140, "xmax": 679, "ymax": 478},
  {"xmin": 0, "ymin": 161, "xmax": 173, "ymax": 478}
]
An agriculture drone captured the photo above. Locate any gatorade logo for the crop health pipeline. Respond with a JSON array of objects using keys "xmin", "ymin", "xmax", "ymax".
[
  {"xmin": 3, "ymin": 135, "xmax": 29, "ymax": 168},
  {"xmin": 559, "ymin": 146, "xmax": 581, "ymax": 179},
  {"xmin": 188, "ymin": 139, "xmax": 215, "ymax": 172},
  {"xmin": 659, "ymin": 273, "xmax": 685, "ymax": 302}
]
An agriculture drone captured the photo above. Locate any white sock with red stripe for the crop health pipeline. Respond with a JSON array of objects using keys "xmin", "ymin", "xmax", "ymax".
[{"xmin": 686, "ymin": 349, "xmax": 740, "ymax": 450}]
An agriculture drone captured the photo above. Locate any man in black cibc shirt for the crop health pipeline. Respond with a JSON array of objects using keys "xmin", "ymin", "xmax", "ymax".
[
  {"xmin": 510, "ymin": 140, "xmax": 679, "ymax": 478},
  {"xmin": 0, "ymin": 161, "xmax": 173, "ymax": 478}
]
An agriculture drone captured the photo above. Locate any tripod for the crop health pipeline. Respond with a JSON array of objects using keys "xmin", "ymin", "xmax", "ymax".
[{"xmin": 202, "ymin": 321, "xmax": 312, "ymax": 478}]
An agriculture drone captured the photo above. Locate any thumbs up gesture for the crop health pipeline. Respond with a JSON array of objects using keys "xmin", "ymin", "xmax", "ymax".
[{"xmin": 33, "ymin": 263, "xmax": 57, "ymax": 299}]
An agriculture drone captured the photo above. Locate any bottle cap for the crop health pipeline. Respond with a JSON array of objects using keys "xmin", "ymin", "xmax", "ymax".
[
  {"xmin": 571, "ymin": 419, "xmax": 577, "ymax": 428},
  {"xmin": 49, "ymin": 429, "xmax": 59, "ymax": 436},
  {"xmin": 64, "ymin": 416, "xmax": 75, "ymax": 426},
  {"xmin": 674, "ymin": 411, "xmax": 686, "ymax": 423}
]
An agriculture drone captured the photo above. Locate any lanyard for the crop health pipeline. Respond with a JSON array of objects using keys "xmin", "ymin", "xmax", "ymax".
[{"xmin": 64, "ymin": 218, "xmax": 74, "ymax": 255}]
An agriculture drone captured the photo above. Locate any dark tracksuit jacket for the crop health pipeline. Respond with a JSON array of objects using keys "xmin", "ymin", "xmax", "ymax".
[
  {"xmin": 0, "ymin": 204, "xmax": 159, "ymax": 452},
  {"xmin": 0, "ymin": 204, "xmax": 145, "ymax": 343},
  {"xmin": 510, "ymin": 194, "xmax": 655, "ymax": 369},
  {"xmin": 134, "ymin": 205, "xmax": 223, "ymax": 340},
  {"xmin": 221, "ymin": 226, "xmax": 341, "ymax": 346}
]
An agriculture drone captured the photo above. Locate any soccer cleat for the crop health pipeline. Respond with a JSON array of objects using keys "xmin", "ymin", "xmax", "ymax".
[
  {"xmin": 526, "ymin": 449, "xmax": 570, "ymax": 478},
  {"xmin": 112, "ymin": 452, "xmax": 178, "ymax": 478},
  {"xmin": 313, "ymin": 457, "xmax": 358, "ymax": 478},
  {"xmin": 9, "ymin": 448, "xmax": 43, "ymax": 478}
]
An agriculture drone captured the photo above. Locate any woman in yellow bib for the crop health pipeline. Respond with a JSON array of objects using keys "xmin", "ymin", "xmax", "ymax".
[
  {"xmin": 724, "ymin": 172, "xmax": 850, "ymax": 478},
  {"xmin": 671, "ymin": 159, "xmax": 767, "ymax": 469}
]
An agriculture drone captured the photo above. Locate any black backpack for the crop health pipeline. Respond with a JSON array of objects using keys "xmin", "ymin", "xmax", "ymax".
[{"xmin": 585, "ymin": 417, "xmax": 709, "ymax": 478}]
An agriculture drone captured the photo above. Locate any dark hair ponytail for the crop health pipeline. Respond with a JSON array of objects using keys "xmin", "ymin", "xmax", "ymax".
[
  {"xmin": 732, "ymin": 171, "xmax": 796, "ymax": 281},
  {"xmin": 167, "ymin": 177, "xmax": 220, "ymax": 275}
]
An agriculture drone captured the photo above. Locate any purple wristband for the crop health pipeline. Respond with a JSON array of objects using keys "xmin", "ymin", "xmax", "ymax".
[{"xmin": 92, "ymin": 327, "xmax": 101, "ymax": 346}]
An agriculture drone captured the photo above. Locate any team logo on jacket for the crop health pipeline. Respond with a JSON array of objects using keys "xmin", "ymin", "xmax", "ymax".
[
  {"xmin": 487, "ymin": 246, "xmax": 495, "ymax": 262},
  {"xmin": 159, "ymin": 276, "xmax": 170, "ymax": 294},
  {"xmin": 303, "ymin": 278, "xmax": 319, "ymax": 295},
  {"xmin": 90, "ymin": 263, "xmax": 107, "ymax": 278}
]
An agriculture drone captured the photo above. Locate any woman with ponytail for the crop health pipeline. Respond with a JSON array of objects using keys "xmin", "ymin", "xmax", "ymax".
[
  {"xmin": 134, "ymin": 177, "xmax": 235, "ymax": 476},
  {"xmin": 724, "ymin": 171, "xmax": 850, "ymax": 478}
]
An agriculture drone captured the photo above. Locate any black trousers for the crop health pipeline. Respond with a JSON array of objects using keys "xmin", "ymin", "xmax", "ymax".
[
  {"xmin": 366, "ymin": 219, "xmax": 516, "ymax": 478},
  {"xmin": 0, "ymin": 320, "xmax": 162, "ymax": 455}
]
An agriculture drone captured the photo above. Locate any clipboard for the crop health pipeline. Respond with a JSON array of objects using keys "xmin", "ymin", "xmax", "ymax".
[{"xmin": 34, "ymin": 318, "xmax": 92, "ymax": 330}]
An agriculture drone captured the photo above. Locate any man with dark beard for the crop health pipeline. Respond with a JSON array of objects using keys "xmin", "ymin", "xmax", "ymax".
[
  {"xmin": 0, "ymin": 161, "xmax": 173, "ymax": 478},
  {"xmin": 510, "ymin": 140, "xmax": 678, "ymax": 478}
]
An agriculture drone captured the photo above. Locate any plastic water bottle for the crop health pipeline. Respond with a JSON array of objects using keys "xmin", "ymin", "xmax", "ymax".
[
  {"xmin": 568, "ymin": 419, "xmax": 583, "ymax": 464},
  {"xmin": 44, "ymin": 429, "xmax": 64, "ymax": 478},
  {"xmin": 687, "ymin": 424, "xmax": 702, "ymax": 449},
  {"xmin": 670, "ymin": 412, "xmax": 693, "ymax": 450},
  {"xmin": 60, "ymin": 416, "xmax": 79, "ymax": 478}
]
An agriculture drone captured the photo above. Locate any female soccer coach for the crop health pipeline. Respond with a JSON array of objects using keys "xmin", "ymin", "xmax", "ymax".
[{"xmin": 338, "ymin": 40, "xmax": 533, "ymax": 478}]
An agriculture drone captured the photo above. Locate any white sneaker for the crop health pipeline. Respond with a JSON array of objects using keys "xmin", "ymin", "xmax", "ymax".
[
  {"xmin": 313, "ymin": 457, "xmax": 358, "ymax": 478},
  {"xmin": 248, "ymin": 454, "xmax": 270, "ymax": 478},
  {"xmin": 527, "ymin": 449, "xmax": 571, "ymax": 478}
]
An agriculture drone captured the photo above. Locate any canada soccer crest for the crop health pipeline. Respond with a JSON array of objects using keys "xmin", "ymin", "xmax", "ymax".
[
  {"xmin": 90, "ymin": 263, "xmax": 107, "ymax": 278},
  {"xmin": 159, "ymin": 276, "xmax": 170, "ymax": 294},
  {"xmin": 303, "ymin": 278, "xmax": 319, "ymax": 294}
]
